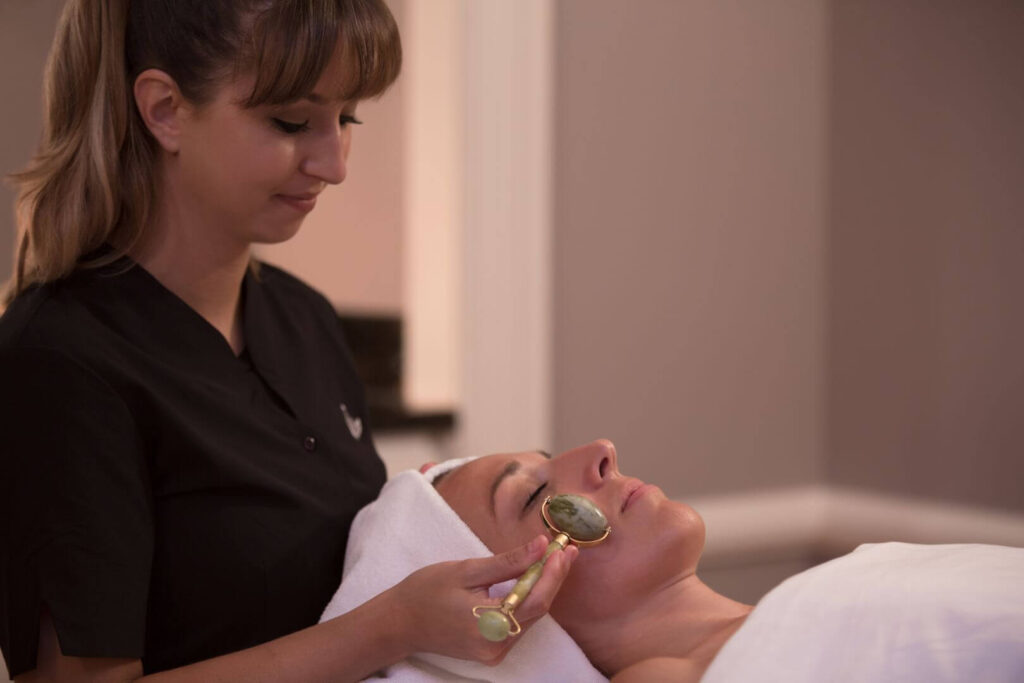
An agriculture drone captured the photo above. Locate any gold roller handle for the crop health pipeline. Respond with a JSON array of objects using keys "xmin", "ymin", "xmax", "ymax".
[{"xmin": 472, "ymin": 533, "xmax": 569, "ymax": 641}]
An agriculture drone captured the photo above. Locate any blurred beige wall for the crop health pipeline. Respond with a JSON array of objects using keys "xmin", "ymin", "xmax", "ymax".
[
  {"xmin": 553, "ymin": 0, "xmax": 1024, "ymax": 514},
  {"xmin": 827, "ymin": 0, "xmax": 1024, "ymax": 511},
  {"xmin": 552, "ymin": 0, "xmax": 829, "ymax": 497},
  {"xmin": 0, "ymin": 0, "xmax": 65, "ymax": 286}
]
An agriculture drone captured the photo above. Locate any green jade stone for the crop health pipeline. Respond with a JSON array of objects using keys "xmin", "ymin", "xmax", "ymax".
[
  {"xmin": 546, "ymin": 494, "xmax": 609, "ymax": 542},
  {"xmin": 478, "ymin": 609, "xmax": 511, "ymax": 642}
]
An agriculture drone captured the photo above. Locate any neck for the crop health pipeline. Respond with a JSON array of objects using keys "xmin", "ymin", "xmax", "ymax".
[
  {"xmin": 570, "ymin": 573, "xmax": 752, "ymax": 677},
  {"xmin": 129, "ymin": 176, "xmax": 251, "ymax": 355}
]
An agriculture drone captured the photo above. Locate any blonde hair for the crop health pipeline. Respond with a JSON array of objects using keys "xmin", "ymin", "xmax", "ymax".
[{"xmin": 4, "ymin": 0, "xmax": 401, "ymax": 305}]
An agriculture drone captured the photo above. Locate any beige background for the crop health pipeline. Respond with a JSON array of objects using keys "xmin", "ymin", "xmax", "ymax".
[
  {"xmin": 826, "ymin": 0, "xmax": 1024, "ymax": 511},
  {"xmin": 0, "ymin": 0, "xmax": 64, "ymax": 282},
  {"xmin": 552, "ymin": 0, "xmax": 828, "ymax": 496},
  {"xmin": 553, "ymin": 0, "xmax": 1024, "ymax": 512}
]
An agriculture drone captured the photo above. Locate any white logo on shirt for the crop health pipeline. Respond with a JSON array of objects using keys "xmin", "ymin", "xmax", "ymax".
[{"xmin": 340, "ymin": 403, "xmax": 363, "ymax": 441}]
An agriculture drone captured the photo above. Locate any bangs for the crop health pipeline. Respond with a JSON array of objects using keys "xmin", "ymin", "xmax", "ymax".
[{"xmin": 242, "ymin": 0, "xmax": 402, "ymax": 107}]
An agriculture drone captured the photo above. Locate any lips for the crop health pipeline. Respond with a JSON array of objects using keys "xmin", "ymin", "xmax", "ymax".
[
  {"xmin": 620, "ymin": 478, "xmax": 645, "ymax": 513},
  {"xmin": 275, "ymin": 192, "xmax": 320, "ymax": 213}
]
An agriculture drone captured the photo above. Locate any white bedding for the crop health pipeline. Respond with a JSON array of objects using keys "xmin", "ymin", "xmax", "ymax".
[{"xmin": 702, "ymin": 542, "xmax": 1024, "ymax": 682}]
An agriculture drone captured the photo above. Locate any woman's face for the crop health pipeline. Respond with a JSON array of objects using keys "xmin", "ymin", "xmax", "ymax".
[
  {"xmin": 435, "ymin": 440, "xmax": 706, "ymax": 628},
  {"xmin": 173, "ymin": 52, "xmax": 358, "ymax": 248}
]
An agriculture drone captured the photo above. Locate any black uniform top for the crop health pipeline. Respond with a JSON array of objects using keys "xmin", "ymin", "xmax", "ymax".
[{"xmin": 0, "ymin": 253, "xmax": 387, "ymax": 677}]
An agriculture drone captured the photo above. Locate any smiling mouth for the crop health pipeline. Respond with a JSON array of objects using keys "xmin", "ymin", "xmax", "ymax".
[{"xmin": 275, "ymin": 194, "xmax": 318, "ymax": 212}]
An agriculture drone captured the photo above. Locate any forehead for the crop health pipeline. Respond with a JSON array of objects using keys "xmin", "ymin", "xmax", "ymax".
[
  {"xmin": 437, "ymin": 451, "xmax": 527, "ymax": 498},
  {"xmin": 435, "ymin": 451, "xmax": 546, "ymax": 540}
]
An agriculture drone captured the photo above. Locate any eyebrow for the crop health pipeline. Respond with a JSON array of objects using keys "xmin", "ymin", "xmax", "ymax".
[
  {"xmin": 489, "ymin": 462, "xmax": 520, "ymax": 519},
  {"xmin": 488, "ymin": 450, "xmax": 552, "ymax": 518}
]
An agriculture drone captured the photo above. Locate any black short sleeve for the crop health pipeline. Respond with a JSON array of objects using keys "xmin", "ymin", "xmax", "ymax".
[{"xmin": 0, "ymin": 347, "xmax": 153, "ymax": 677}]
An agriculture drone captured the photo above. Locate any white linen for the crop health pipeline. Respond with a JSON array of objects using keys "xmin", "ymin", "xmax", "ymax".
[
  {"xmin": 702, "ymin": 542, "xmax": 1024, "ymax": 682},
  {"xmin": 320, "ymin": 460, "xmax": 607, "ymax": 682}
]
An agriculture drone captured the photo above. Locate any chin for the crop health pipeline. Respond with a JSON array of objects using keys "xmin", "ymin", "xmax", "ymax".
[
  {"xmin": 625, "ymin": 501, "xmax": 706, "ymax": 594},
  {"xmin": 553, "ymin": 503, "xmax": 705, "ymax": 625},
  {"xmin": 661, "ymin": 500, "xmax": 706, "ymax": 567},
  {"xmin": 250, "ymin": 220, "xmax": 306, "ymax": 245}
]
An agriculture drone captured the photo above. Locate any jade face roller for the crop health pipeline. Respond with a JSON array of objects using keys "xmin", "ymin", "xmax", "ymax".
[{"xmin": 473, "ymin": 493, "xmax": 611, "ymax": 642}]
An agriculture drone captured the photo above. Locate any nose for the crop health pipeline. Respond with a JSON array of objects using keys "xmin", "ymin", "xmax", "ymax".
[
  {"xmin": 556, "ymin": 439, "xmax": 619, "ymax": 489},
  {"xmin": 301, "ymin": 128, "xmax": 349, "ymax": 185}
]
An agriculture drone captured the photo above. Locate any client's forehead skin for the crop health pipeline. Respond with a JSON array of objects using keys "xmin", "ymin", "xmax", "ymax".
[
  {"xmin": 437, "ymin": 451, "xmax": 547, "ymax": 506},
  {"xmin": 436, "ymin": 451, "xmax": 548, "ymax": 551},
  {"xmin": 436, "ymin": 453, "xmax": 520, "ymax": 510}
]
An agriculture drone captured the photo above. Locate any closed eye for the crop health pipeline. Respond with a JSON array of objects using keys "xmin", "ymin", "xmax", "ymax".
[
  {"xmin": 271, "ymin": 115, "xmax": 362, "ymax": 135},
  {"xmin": 523, "ymin": 482, "xmax": 547, "ymax": 513},
  {"xmin": 271, "ymin": 118, "xmax": 310, "ymax": 134}
]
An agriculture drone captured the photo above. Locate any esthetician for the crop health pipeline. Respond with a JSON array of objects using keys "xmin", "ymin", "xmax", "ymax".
[{"xmin": 0, "ymin": 1, "xmax": 574, "ymax": 680}]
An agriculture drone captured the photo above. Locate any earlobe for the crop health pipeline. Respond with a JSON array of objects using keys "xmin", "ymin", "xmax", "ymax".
[{"xmin": 133, "ymin": 69, "xmax": 187, "ymax": 154}]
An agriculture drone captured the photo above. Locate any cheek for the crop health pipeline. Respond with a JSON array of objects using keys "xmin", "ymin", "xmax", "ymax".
[
  {"xmin": 551, "ymin": 504, "xmax": 706, "ymax": 622},
  {"xmin": 485, "ymin": 516, "xmax": 547, "ymax": 555},
  {"xmin": 230, "ymin": 136, "xmax": 297, "ymax": 189},
  {"xmin": 199, "ymin": 126, "xmax": 295, "ymax": 193},
  {"xmin": 628, "ymin": 503, "xmax": 705, "ymax": 582}
]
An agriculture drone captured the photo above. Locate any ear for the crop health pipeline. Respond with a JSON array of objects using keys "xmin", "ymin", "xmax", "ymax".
[{"xmin": 133, "ymin": 69, "xmax": 189, "ymax": 154}]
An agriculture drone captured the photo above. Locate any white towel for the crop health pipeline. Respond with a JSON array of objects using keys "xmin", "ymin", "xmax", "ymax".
[
  {"xmin": 320, "ymin": 458, "xmax": 608, "ymax": 682},
  {"xmin": 702, "ymin": 543, "xmax": 1024, "ymax": 682}
]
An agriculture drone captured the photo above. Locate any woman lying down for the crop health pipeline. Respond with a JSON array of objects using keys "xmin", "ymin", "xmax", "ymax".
[{"xmin": 321, "ymin": 440, "xmax": 1024, "ymax": 682}]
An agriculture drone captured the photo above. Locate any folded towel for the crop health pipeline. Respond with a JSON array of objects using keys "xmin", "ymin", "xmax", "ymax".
[{"xmin": 320, "ymin": 458, "xmax": 608, "ymax": 682}]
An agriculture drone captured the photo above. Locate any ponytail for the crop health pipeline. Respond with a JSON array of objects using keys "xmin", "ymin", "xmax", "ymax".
[
  {"xmin": 3, "ymin": 0, "xmax": 401, "ymax": 306},
  {"xmin": 4, "ymin": 0, "xmax": 155, "ymax": 304}
]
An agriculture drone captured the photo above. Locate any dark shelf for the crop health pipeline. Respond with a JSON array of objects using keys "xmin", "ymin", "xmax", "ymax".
[{"xmin": 337, "ymin": 312, "xmax": 455, "ymax": 434}]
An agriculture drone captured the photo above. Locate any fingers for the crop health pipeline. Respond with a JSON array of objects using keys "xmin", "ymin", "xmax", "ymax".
[
  {"xmin": 390, "ymin": 537, "xmax": 578, "ymax": 664},
  {"xmin": 461, "ymin": 535, "xmax": 548, "ymax": 586},
  {"xmin": 468, "ymin": 548, "xmax": 578, "ymax": 665},
  {"xmin": 512, "ymin": 544, "xmax": 579, "ymax": 625}
]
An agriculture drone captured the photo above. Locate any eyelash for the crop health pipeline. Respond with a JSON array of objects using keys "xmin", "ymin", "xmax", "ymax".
[
  {"xmin": 271, "ymin": 114, "xmax": 363, "ymax": 135},
  {"xmin": 524, "ymin": 482, "xmax": 547, "ymax": 511}
]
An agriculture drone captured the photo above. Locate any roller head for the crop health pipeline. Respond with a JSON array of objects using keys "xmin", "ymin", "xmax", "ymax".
[{"xmin": 541, "ymin": 494, "xmax": 611, "ymax": 546}]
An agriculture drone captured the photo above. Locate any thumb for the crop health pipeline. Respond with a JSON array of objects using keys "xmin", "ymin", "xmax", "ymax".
[{"xmin": 462, "ymin": 535, "xmax": 548, "ymax": 587}]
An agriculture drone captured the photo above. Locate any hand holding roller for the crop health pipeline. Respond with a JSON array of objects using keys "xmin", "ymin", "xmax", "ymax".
[{"xmin": 472, "ymin": 493, "xmax": 611, "ymax": 641}]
